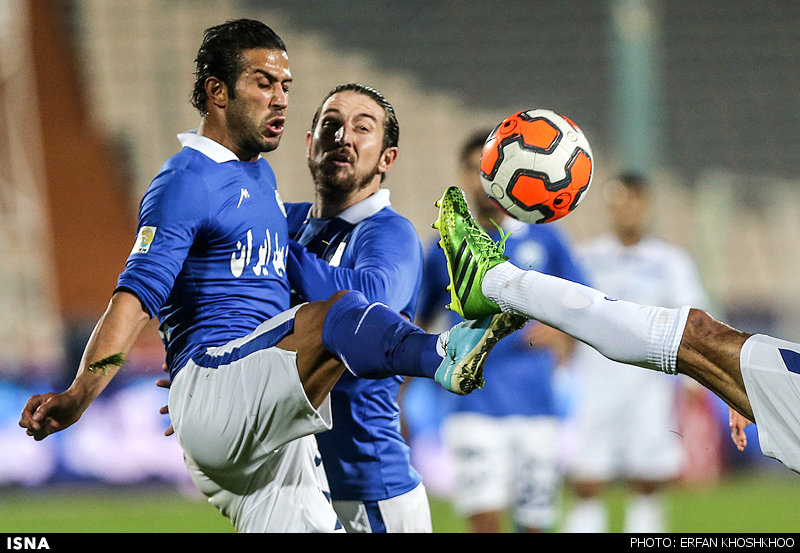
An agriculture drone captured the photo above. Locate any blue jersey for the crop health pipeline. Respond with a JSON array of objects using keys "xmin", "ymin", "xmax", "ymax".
[
  {"xmin": 285, "ymin": 189, "xmax": 424, "ymax": 502},
  {"xmin": 116, "ymin": 132, "xmax": 291, "ymax": 379},
  {"xmin": 417, "ymin": 218, "xmax": 586, "ymax": 417}
]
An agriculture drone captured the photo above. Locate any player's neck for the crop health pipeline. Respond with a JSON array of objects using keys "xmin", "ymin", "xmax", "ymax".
[
  {"xmin": 313, "ymin": 183, "xmax": 378, "ymax": 219},
  {"xmin": 197, "ymin": 117, "xmax": 259, "ymax": 162}
]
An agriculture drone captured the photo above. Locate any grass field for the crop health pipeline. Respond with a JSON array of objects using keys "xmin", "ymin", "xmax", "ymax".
[{"xmin": 1, "ymin": 469, "xmax": 799, "ymax": 533}]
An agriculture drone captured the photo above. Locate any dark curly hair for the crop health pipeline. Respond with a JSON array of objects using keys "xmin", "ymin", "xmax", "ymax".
[
  {"xmin": 310, "ymin": 83, "xmax": 399, "ymax": 151},
  {"xmin": 191, "ymin": 19, "xmax": 286, "ymax": 115}
]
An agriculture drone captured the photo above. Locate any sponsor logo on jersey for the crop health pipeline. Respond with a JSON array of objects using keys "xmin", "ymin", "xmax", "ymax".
[{"xmin": 230, "ymin": 228, "xmax": 287, "ymax": 278}]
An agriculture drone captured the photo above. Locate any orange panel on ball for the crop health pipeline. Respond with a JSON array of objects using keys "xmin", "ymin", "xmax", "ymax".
[
  {"xmin": 519, "ymin": 118, "xmax": 560, "ymax": 150},
  {"xmin": 509, "ymin": 175, "xmax": 548, "ymax": 208},
  {"xmin": 569, "ymin": 149, "xmax": 593, "ymax": 186}
]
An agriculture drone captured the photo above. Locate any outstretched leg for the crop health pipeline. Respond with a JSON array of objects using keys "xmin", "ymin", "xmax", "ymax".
[
  {"xmin": 280, "ymin": 289, "xmax": 524, "ymax": 404},
  {"xmin": 434, "ymin": 186, "xmax": 754, "ymax": 417}
]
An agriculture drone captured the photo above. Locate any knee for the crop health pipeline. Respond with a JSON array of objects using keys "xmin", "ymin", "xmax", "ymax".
[
  {"xmin": 297, "ymin": 290, "xmax": 353, "ymax": 325},
  {"xmin": 684, "ymin": 308, "xmax": 737, "ymax": 344},
  {"xmin": 685, "ymin": 308, "xmax": 715, "ymax": 336},
  {"xmin": 680, "ymin": 308, "xmax": 750, "ymax": 369},
  {"xmin": 326, "ymin": 290, "xmax": 351, "ymax": 305}
]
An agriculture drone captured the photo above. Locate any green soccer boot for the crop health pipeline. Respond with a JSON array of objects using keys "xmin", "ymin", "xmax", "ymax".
[{"xmin": 433, "ymin": 186, "xmax": 511, "ymax": 320}]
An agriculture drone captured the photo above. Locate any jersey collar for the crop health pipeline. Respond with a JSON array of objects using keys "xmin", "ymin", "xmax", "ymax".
[
  {"xmin": 177, "ymin": 130, "xmax": 242, "ymax": 163},
  {"xmin": 334, "ymin": 188, "xmax": 392, "ymax": 225},
  {"xmin": 304, "ymin": 189, "xmax": 391, "ymax": 225}
]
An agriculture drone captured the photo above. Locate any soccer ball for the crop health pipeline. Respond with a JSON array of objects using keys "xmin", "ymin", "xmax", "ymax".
[{"xmin": 480, "ymin": 109, "xmax": 594, "ymax": 224}]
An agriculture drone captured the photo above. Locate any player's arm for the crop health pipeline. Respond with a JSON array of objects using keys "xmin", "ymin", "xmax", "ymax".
[
  {"xmin": 19, "ymin": 290, "xmax": 151, "ymax": 441},
  {"xmin": 288, "ymin": 218, "xmax": 421, "ymax": 312},
  {"xmin": 415, "ymin": 238, "xmax": 456, "ymax": 330},
  {"xmin": 21, "ymin": 167, "xmax": 200, "ymax": 441}
]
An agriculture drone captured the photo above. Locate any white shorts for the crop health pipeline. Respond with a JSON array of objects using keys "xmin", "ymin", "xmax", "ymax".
[
  {"xmin": 442, "ymin": 413, "xmax": 561, "ymax": 530},
  {"xmin": 332, "ymin": 482, "xmax": 432, "ymax": 533},
  {"xmin": 565, "ymin": 347, "xmax": 684, "ymax": 482},
  {"xmin": 740, "ymin": 334, "xmax": 800, "ymax": 474},
  {"xmin": 168, "ymin": 305, "xmax": 338, "ymax": 532}
]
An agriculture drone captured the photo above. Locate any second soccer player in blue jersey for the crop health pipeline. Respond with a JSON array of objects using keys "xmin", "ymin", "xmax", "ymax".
[
  {"xmin": 285, "ymin": 83, "xmax": 431, "ymax": 532},
  {"xmin": 415, "ymin": 130, "xmax": 587, "ymax": 533}
]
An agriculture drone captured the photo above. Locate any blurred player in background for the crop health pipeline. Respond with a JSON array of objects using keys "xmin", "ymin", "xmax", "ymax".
[
  {"xmin": 415, "ymin": 130, "xmax": 586, "ymax": 532},
  {"xmin": 18, "ymin": 19, "xmax": 521, "ymax": 533},
  {"xmin": 284, "ymin": 83, "xmax": 431, "ymax": 532},
  {"xmin": 434, "ymin": 184, "xmax": 800, "ymax": 478},
  {"xmin": 561, "ymin": 173, "xmax": 712, "ymax": 533}
]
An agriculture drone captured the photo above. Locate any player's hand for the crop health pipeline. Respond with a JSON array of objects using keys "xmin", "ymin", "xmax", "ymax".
[
  {"xmin": 19, "ymin": 390, "xmax": 85, "ymax": 441},
  {"xmin": 729, "ymin": 407, "xmax": 753, "ymax": 451},
  {"xmin": 156, "ymin": 362, "xmax": 174, "ymax": 437}
]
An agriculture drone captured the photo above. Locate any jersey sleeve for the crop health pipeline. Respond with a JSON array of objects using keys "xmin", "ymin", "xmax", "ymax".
[
  {"xmin": 415, "ymin": 236, "xmax": 451, "ymax": 326},
  {"xmin": 287, "ymin": 216, "xmax": 422, "ymax": 315},
  {"xmin": 115, "ymin": 168, "xmax": 209, "ymax": 317}
]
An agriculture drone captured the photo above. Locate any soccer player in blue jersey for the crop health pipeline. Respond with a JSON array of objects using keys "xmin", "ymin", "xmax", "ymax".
[
  {"xmin": 415, "ymin": 130, "xmax": 586, "ymax": 532},
  {"xmin": 17, "ymin": 19, "xmax": 523, "ymax": 533},
  {"xmin": 283, "ymin": 83, "xmax": 431, "ymax": 532}
]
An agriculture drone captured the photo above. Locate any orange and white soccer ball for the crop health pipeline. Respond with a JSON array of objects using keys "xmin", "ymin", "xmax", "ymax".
[{"xmin": 480, "ymin": 109, "xmax": 594, "ymax": 224}]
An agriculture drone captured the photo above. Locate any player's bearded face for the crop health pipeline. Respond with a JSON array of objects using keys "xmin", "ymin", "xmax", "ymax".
[
  {"xmin": 306, "ymin": 91, "xmax": 388, "ymax": 197},
  {"xmin": 308, "ymin": 145, "xmax": 380, "ymax": 195}
]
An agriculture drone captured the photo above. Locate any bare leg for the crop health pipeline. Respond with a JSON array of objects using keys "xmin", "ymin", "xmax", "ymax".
[
  {"xmin": 276, "ymin": 291, "xmax": 349, "ymax": 410},
  {"xmin": 675, "ymin": 309, "xmax": 754, "ymax": 421},
  {"xmin": 278, "ymin": 289, "xmax": 449, "ymax": 408}
]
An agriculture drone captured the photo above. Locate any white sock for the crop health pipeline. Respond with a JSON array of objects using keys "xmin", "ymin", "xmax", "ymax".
[
  {"xmin": 563, "ymin": 498, "xmax": 608, "ymax": 533},
  {"xmin": 483, "ymin": 261, "xmax": 690, "ymax": 374},
  {"xmin": 624, "ymin": 493, "xmax": 666, "ymax": 533}
]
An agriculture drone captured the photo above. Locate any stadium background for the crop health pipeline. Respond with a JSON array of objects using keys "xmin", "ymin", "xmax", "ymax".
[{"xmin": 3, "ymin": 0, "xmax": 800, "ymax": 532}]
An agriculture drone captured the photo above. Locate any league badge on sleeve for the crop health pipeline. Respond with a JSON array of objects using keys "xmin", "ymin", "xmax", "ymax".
[{"xmin": 131, "ymin": 226, "xmax": 157, "ymax": 254}]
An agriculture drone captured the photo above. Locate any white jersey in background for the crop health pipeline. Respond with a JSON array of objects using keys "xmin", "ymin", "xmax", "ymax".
[{"xmin": 564, "ymin": 233, "xmax": 711, "ymax": 482}]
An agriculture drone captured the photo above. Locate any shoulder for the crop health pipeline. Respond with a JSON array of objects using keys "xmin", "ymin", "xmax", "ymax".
[
  {"xmin": 158, "ymin": 147, "xmax": 217, "ymax": 176},
  {"xmin": 361, "ymin": 207, "xmax": 420, "ymax": 241},
  {"xmin": 139, "ymin": 149, "xmax": 223, "ymax": 222},
  {"xmin": 150, "ymin": 148, "xmax": 213, "ymax": 192},
  {"xmin": 255, "ymin": 157, "xmax": 279, "ymax": 184},
  {"xmin": 576, "ymin": 233, "xmax": 617, "ymax": 254}
]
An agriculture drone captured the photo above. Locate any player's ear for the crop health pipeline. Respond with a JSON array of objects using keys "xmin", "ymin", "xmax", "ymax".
[
  {"xmin": 378, "ymin": 146, "xmax": 398, "ymax": 174},
  {"xmin": 305, "ymin": 130, "xmax": 312, "ymax": 159},
  {"xmin": 205, "ymin": 77, "xmax": 227, "ymax": 110}
]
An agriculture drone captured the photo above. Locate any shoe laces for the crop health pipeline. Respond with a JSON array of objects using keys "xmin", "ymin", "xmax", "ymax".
[{"xmin": 463, "ymin": 217, "xmax": 511, "ymax": 261}]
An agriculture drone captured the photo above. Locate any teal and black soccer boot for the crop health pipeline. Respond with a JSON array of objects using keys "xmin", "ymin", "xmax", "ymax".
[
  {"xmin": 433, "ymin": 186, "xmax": 511, "ymax": 320},
  {"xmin": 435, "ymin": 312, "xmax": 527, "ymax": 395}
]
